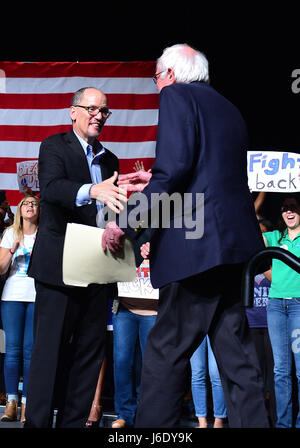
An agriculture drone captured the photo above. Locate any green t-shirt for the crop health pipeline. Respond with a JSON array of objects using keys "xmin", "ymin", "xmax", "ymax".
[{"xmin": 264, "ymin": 229, "xmax": 300, "ymax": 298}]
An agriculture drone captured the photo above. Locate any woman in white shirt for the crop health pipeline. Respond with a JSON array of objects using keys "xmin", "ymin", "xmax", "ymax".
[{"xmin": 0, "ymin": 195, "xmax": 39, "ymax": 424}]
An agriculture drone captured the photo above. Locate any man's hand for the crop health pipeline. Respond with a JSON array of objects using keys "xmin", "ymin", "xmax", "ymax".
[
  {"xmin": 90, "ymin": 171, "xmax": 128, "ymax": 213},
  {"xmin": 102, "ymin": 221, "xmax": 125, "ymax": 253},
  {"xmin": 141, "ymin": 242, "xmax": 150, "ymax": 260},
  {"xmin": 117, "ymin": 170, "xmax": 152, "ymax": 192}
]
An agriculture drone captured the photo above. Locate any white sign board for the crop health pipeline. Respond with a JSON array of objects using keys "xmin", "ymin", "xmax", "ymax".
[
  {"xmin": 117, "ymin": 260, "xmax": 159, "ymax": 299},
  {"xmin": 16, "ymin": 160, "xmax": 39, "ymax": 192},
  {"xmin": 247, "ymin": 151, "xmax": 300, "ymax": 192}
]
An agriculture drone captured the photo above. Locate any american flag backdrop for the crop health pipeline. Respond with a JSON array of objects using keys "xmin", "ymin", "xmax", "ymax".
[{"xmin": 0, "ymin": 61, "xmax": 158, "ymax": 210}]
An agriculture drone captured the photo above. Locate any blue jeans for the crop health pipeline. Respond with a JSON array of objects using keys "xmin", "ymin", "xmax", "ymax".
[
  {"xmin": 267, "ymin": 298, "xmax": 300, "ymax": 428},
  {"xmin": 190, "ymin": 335, "xmax": 227, "ymax": 418},
  {"xmin": 1, "ymin": 301, "xmax": 35, "ymax": 401},
  {"xmin": 112, "ymin": 305, "xmax": 156, "ymax": 427}
]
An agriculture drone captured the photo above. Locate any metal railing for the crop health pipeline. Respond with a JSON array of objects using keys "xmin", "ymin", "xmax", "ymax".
[{"xmin": 242, "ymin": 247, "xmax": 300, "ymax": 307}]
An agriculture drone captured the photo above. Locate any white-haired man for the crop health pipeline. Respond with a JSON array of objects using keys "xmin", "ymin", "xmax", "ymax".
[{"xmin": 102, "ymin": 44, "xmax": 269, "ymax": 428}]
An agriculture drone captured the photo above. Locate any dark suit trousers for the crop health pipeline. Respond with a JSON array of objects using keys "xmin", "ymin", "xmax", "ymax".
[
  {"xmin": 25, "ymin": 281, "xmax": 110, "ymax": 428},
  {"xmin": 135, "ymin": 264, "xmax": 270, "ymax": 428}
]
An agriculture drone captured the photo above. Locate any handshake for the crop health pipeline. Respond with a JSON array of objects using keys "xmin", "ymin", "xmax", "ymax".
[
  {"xmin": 90, "ymin": 169, "xmax": 152, "ymax": 213},
  {"xmin": 94, "ymin": 167, "xmax": 152, "ymax": 254}
]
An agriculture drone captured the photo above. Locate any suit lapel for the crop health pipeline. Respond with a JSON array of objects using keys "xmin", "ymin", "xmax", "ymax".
[
  {"xmin": 93, "ymin": 140, "xmax": 110, "ymax": 181},
  {"xmin": 65, "ymin": 130, "xmax": 92, "ymax": 181},
  {"xmin": 99, "ymin": 154, "xmax": 110, "ymax": 181}
]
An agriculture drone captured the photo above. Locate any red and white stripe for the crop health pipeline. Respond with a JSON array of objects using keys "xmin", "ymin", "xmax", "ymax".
[{"xmin": 0, "ymin": 61, "xmax": 158, "ymax": 208}]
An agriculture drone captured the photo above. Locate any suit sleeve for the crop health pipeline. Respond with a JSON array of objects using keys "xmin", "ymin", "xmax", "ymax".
[
  {"xmin": 119, "ymin": 85, "xmax": 201, "ymax": 239},
  {"xmin": 38, "ymin": 137, "xmax": 83, "ymax": 210}
]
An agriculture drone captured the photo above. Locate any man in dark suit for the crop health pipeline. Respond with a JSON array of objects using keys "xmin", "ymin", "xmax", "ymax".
[
  {"xmin": 102, "ymin": 44, "xmax": 269, "ymax": 427},
  {"xmin": 25, "ymin": 87, "xmax": 127, "ymax": 428}
]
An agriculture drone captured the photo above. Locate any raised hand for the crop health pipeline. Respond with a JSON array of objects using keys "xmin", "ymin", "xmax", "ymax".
[{"xmin": 134, "ymin": 160, "xmax": 145, "ymax": 172}]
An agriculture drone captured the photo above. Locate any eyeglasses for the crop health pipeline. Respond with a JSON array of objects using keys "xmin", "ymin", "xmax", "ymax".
[
  {"xmin": 22, "ymin": 201, "xmax": 39, "ymax": 207},
  {"xmin": 152, "ymin": 71, "xmax": 164, "ymax": 84},
  {"xmin": 73, "ymin": 105, "xmax": 112, "ymax": 118},
  {"xmin": 281, "ymin": 204, "xmax": 299, "ymax": 213}
]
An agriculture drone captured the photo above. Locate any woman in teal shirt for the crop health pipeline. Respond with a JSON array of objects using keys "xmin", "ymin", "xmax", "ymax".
[{"xmin": 263, "ymin": 193, "xmax": 300, "ymax": 428}]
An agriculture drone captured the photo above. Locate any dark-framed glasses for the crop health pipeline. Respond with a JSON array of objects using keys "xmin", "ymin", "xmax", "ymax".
[
  {"xmin": 22, "ymin": 201, "xmax": 39, "ymax": 207},
  {"xmin": 281, "ymin": 204, "xmax": 299, "ymax": 213},
  {"xmin": 73, "ymin": 105, "xmax": 112, "ymax": 118},
  {"xmin": 152, "ymin": 71, "xmax": 164, "ymax": 84}
]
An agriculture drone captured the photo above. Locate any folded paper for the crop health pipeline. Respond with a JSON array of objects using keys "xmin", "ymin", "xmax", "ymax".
[{"xmin": 63, "ymin": 223, "xmax": 136, "ymax": 287}]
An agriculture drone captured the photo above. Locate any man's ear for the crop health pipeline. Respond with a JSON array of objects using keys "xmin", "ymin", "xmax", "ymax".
[
  {"xmin": 69, "ymin": 106, "xmax": 76, "ymax": 122},
  {"xmin": 167, "ymin": 68, "xmax": 176, "ymax": 84}
]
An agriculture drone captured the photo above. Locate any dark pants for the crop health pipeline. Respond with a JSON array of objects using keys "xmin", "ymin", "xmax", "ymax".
[
  {"xmin": 249, "ymin": 327, "xmax": 277, "ymax": 426},
  {"xmin": 135, "ymin": 264, "xmax": 269, "ymax": 428},
  {"xmin": 25, "ymin": 280, "xmax": 113, "ymax": 428}
]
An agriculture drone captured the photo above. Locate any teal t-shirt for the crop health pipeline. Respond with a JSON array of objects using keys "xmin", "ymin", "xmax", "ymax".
[{"xmin": 264, "ymin": 229, "xmax": 300, "ymax": 298}]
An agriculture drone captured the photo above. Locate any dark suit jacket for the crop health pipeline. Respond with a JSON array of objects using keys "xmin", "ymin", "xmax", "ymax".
[
  {"xmin": 121, "ymin": 82, "xmax": 265, "ymax": 289},
  {"xmin": 28, "ymin": 130, "xmax": 119, "ymax": 287}
]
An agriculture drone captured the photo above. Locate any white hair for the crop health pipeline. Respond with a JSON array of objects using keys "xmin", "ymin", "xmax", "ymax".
[{"xmin": 157, "ymin": 43, "xmax": 209, "ymax": 84}]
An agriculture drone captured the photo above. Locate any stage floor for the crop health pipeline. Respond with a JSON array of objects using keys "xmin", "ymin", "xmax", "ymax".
[{"xmin": 0, "ymin": 405, "xmax": 204, "ymax": 429}]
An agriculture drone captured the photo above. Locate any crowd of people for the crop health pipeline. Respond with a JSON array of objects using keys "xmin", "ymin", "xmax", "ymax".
[{"xmin": 0, "ymin": 43, "xmax": 299, "ymax": 429}]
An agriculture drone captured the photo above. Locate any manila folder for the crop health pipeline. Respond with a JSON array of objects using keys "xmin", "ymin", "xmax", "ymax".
[{"xmin": 62, "ymin": 223, "xmax": 136, "ymax": 287}]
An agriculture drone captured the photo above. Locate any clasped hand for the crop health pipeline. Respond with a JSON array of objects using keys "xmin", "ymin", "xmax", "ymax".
[
  {"xmin": 117, "ymin": 169, "xmax": 152, "ymax": 192},
  {"xmin": 90, "ymin": 171, "xmax": 128, "ymax": 213}
]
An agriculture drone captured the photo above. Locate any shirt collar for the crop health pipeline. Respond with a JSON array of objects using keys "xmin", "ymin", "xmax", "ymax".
[
  {"xmin": 73, "ymin": 130, "xmax": 105, "ymax": 157},
  {"xmin": 282, "ymin": 228, "xmax": 300, "ymax": 241}
]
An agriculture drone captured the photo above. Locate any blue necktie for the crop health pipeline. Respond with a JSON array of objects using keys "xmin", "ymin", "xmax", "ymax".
[
  {"xmin": 87, "ymin": 144, "xmax": 93, "ymax": 164},
  {"xmin": 87, "ymin": 144, "xmax": 106, "ymax": 227}
]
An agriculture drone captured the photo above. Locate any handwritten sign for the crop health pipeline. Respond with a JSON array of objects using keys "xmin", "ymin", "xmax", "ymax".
[
  {"xmin": 117, "ymin": 260, "xmax": 159, "ymax": 299},
  {"xmin": 247, "ymin": 151, "xmax": 300, "ymax": 192},
  {"xmin": 16, "ymin": 160, "xmax": 39, "ymax": 192}
]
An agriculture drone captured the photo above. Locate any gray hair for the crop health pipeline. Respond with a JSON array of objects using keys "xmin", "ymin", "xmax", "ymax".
[{"xmin": 157, "ymin": 44, "xmax": 209, "ymax": 84}]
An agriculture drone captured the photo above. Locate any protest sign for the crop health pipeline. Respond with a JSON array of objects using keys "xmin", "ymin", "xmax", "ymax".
[
  {"xmin": 247, "ymin": 151, "xmax": 300, "ymax": 192},
  {"xmin": 117, "ymin": 260, "xmax": 159, "ymax": 299},
  {"xmin": 16, "ymin": 160, "xmax": 39, "ymax": 192}
]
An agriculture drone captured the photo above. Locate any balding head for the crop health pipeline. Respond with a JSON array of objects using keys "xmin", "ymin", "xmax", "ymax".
[{"xmin": 71, "ymin": 87, "xmax": 107, "ymax": 107}]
